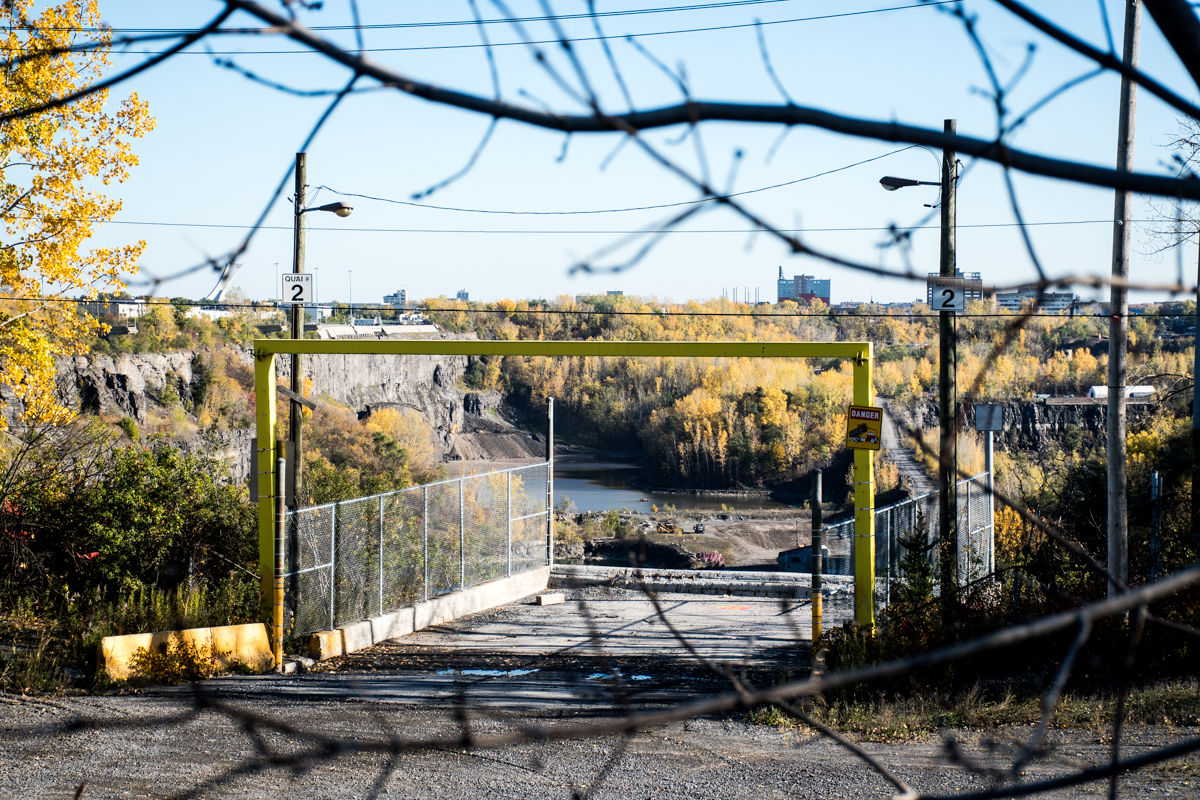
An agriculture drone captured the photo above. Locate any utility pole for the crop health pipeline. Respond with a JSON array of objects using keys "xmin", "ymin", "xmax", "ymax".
[
  {"xmin": 939, "ymin": 118, "xmax": 958, "ymax": 624},
  {"xmin": 1108, "ymin": 0, "xmax": 1140, "ymax": 599},
  {"xmin": 1194, "ymin": 246, "xmax": 1199, "ymax": 547},
  {"xmin": 290, "ymin": 153, "xmax": 306, "ymax": 509},
  {"xmin": 811, "ymin": 469, "xmax": 823, "ymax": 644}
]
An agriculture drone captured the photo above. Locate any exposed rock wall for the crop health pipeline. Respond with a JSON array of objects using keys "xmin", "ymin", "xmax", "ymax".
[
  {"xmin": 886, "ymin": 398, "xmax": 1153, "ymax": 452},
  {"xmin": 22, "ymin": 344, "xmax": 540, "ymax": 474}
]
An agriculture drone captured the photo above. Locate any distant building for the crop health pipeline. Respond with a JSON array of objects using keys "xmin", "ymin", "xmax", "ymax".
[
  {"xmin": 926, "ymin": 270, "xmax": 983, "ymax": 306},
  {"xmin": 185, "ymin": 306, "xmax": 233, "ymax": 321},
  {"xmin": 383, "ymin": 289, "xmax": 407, "ymax": 306},
  {"xmin": 607, "ymin": 290, "xmax": 623, "ymax": 296},
  {"xmin": 456, "ymin": 288, "xmax": 469, "ymax": 302},
  {"xmin": 995, "ymin": 286, "xmax": 1076, "ymax": 314},
  {"xmin": 776, "ymin": 267, "xmax": 831, "ymax": 304},
  {"xmin": 78, "ymin": 298, "xmax": 147, "ymax": 320}
]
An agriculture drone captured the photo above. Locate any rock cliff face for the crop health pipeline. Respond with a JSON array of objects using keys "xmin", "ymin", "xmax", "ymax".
[
  {"xmin": 887, "ymin": 398, "xmax": 1153, "ymax": 452},
  {"xmin": 21, "ymin": 344, "xmax": 541, "ymax": 477}
]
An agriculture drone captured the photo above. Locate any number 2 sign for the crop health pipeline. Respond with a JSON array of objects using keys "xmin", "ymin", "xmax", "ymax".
[
  {"xmin": 930, "ymin": 280, "xmax": 966, "ymax": 312},
  {"xmin": 282, "ymin": 273, "xmax": 312, "ymax": 304}
]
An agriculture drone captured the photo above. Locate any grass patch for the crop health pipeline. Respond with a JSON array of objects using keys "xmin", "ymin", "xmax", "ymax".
[
  {"xmin": 0, "ymin": 579, "xmax": 260, "ymax": 695},
  {"xmin": 641, "ymin": 533, "xmax": 736, "ymax": 567},
  {"xmin": 747, "ymin": 679, "xmax": 1200, "ymax": 741}
]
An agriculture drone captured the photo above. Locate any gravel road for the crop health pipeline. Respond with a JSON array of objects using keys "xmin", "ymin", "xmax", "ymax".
[{"xmin": 1, "ymin": 691, "xmax": 1194, "ymax": 799}]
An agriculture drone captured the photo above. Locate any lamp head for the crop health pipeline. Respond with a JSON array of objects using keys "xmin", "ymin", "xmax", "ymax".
[
  {"xmin": 879, "ymin": 175, "xmax": 920, "ymax": 191},
  {"xmin": 309, "ymin": 201, "xmax": 354, "ymax": 217}
]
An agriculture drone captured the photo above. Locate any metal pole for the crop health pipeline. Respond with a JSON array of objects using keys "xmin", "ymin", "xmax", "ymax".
[
  {"xmin": 507, "ymin": 470, "xmax": 513, "ymax": 578},
  {"xmin": 1151, "ymin": 471, "xmax": 1161, "ymax": 582},
  {"xmin": 965, "ymin": 477, "xmax": 972, "ymax": 580},
  {"xmin": 939, "ymin": 118, "xmax": 959, "ymax": 625},
  {"xmin": 429, "ymin": 484, "xmax": 434, "ymax": 604},
  {"xmin": 811, "ymin": 469, "xmax": 823, "ymax": 644},
  {"xmin": 273, "ymin": 456, "xmax": 286, "ymax": 671},
  {"xmin": 986, "ymin": 430, "xmax": 995, "ymax": 575},
  {"xmin": 1108, "ymin": 0, "xmax": 1139, "ymax": 599},
  {"xmin": 378, "ymin": 495, "xmax": 384, "ymax": 616},
  {"xmin": 329, "ymin": 503, "xmax": 336, "ymax": 631},
  {"xmin": 547, "ymin": 397, "xmax": 555, "ymax": 567},
  {"xmin": 459, "ymin": 478, "xmax": 466, "ymax": 590},
  {"xmin": 290, "ymin": 153, "xmax": 306, "ymax": 509}
]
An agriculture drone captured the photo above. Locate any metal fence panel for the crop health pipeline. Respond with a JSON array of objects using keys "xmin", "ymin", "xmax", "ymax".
[
  {"xmin": 835, "ymin": 474, "xmax": 994, "ymax": 608},
  {"xmin": 282, "ymin": 462, "xmax": 551, "ymax": 638}
]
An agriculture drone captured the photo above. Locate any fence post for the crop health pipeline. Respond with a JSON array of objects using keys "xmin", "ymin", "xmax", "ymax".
[
  {"xmin": 459, "ymin": 478, "xmax": 466, "ymax": 590},
  {"xmin": 429, "ymin": 484, "xmax": 434, "ymax": 604},
  {"xmin": 378, "ymin": 495, "xmax": 384, "ymax": 616},
  {"xmin": 965, "ymin": 478, "xmax": 972, "ymax": 582},
  {"xmin": 330, "ymin": 503, "xmax": 337, "ymax": 631},
  {"xmin": 507, "ymin": 470, "xmax": 513, "ymax": 578}
]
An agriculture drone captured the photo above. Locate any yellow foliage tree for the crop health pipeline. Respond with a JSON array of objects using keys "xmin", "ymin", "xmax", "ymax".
[{"xmin": 0, "ymin": 0, "xmax": 153, "ymax": 427}]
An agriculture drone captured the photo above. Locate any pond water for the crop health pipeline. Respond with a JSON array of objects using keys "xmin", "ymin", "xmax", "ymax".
[{"xmin": 552, "ymin": 453, "xmax": 794, "ymax": 513}]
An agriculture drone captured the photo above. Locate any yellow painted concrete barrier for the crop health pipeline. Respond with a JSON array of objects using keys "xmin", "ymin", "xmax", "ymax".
[{"xmin": 98, "ymin": 622, "xmax": 275, "ymax": 681}]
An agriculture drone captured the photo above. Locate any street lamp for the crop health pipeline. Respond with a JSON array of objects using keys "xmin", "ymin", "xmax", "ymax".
[
  {"xmin": 879, "ymin": 119, "xmax": 959, "ymax": 624},
  {"xmin": 879, "ymin": 175, "xmax": 939, "ymax": 191},
  {"xmin": 288, "ymin": 152, "xmax": 354, "ymax": 509}
]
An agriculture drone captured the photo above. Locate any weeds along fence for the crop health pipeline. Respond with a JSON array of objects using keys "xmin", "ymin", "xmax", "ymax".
[
  {"xmin": 823, "ymin": 473, "xmax": 994, "ymax": 607},
  {"xmin": 283, "ymin": 462, "xmax": 550, "ymax": 638}
]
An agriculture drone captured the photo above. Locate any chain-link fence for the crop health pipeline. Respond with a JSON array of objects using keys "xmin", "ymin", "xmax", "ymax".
[
  {"xmin": 821, "ymin": 473, "xmax": 994, "ymax": 608},
  {"xmin": 282, "ymin": 462, "xmax": 551, "ymax": 638}
]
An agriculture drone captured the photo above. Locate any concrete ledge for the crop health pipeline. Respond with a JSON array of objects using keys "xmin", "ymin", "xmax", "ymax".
[
  {"xmin": 99, "ymin": 623, "xmax": 274, "ymax": 681},
  {"xmin": 339, "ymin": 620, "xmax": 373, "ymax": 653},
  {"xmin": 550, "ymin": 564, "xmax": 852, "ymax": 599},
  {"xmin": 309, "ymin": 566, "xmax": 551, "ymax": 660}
]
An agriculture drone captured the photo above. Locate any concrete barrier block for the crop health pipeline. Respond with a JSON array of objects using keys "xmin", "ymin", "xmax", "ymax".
[
  {"xmin": 98, "ymin": 623, "xmax": 274, "ymax": 681},
  {"xmin": 370, "ymin": 608, "xmax": 415, "ymax": 643},
  {"xmin": 536, "ymin": 592, "xmax": 565, "ymax": 606},
  {"xmin": 309, "ymin": 630, "xmax": 344, "ymax": 661},
  {"xmin": 339, "ymin": 620, "xmax": 373, "ymax": 654}
]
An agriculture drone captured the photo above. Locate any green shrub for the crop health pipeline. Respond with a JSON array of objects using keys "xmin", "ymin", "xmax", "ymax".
[{"xmin": 117, "ymin": 416, "xmax": 139, "ymax": 441}]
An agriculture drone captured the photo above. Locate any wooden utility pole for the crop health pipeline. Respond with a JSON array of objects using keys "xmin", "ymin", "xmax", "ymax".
[
  {"xmin": 1194, "ymin": 247, "xmax": 1199, "ymax": 547},
  {"xmin": 1108, "ymin": 0, "xmax": 1140, "ymax": 599},
  {"xmin": 939, "ymin": 118, "xmax": 958, "ymax": 624},
  {"xmin": 290, "ymin": 152, "xmax": 306, "ymax": 508},
  {"xmin": 811, "ymin": 468, "xmax": 823, "ymax": 643}
]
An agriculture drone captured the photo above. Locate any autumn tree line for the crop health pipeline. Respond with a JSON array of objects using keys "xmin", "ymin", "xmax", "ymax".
[{"xmin": 422, "ymin": 293, "xmax": 1194, "ymax": 490}]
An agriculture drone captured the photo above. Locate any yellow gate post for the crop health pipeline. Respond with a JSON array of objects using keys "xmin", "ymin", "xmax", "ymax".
[
  {"xmin": 851, "ymin": 347, "xmax": 876, "ymax": 628},
  {"xmin": 251, "ymin": 339, "xmax": 875, "ymax": 642},
  {"xmin": 254, "ymin": 351, "xmax": 278, "ymax": 608}
]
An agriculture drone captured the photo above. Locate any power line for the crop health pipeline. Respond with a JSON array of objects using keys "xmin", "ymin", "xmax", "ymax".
[
  {"xmin": 93, "ymin": 218, "xmax": 1153, "ymax": 233},
  {"xmin": 21, "ymin": 0, "xmax": 812, "ymax": 33},
  {"xmin": 31, "ymin": 2, "xmax": 954, "ymax": 56},
  {"xmin": 314, "ymin": 147, "xmax": 918, "ymax": 215}
]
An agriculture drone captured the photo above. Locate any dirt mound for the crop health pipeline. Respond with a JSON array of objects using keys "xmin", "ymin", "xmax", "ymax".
[{"xmin": 445, "ymin": 431, "xmax": 545, "ymax": 461}]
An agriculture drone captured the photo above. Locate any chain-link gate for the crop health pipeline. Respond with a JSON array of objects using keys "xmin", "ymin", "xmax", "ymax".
[
  {"xmin": 281, "ymin": 462, "xmax": 551, "ymax": 638},
  {"xmin": 821, "ymin": 473, "xmax": 994, "ymax": 609}
]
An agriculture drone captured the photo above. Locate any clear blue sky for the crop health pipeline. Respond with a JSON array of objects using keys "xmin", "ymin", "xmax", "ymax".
[{"xmin": 78, "ymin": 1, "xmax": 1200, "ymax": 306}]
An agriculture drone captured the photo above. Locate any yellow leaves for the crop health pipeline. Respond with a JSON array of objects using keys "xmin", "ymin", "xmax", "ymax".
[
  {"xmin": 367, "ymin": 407, "xmax": 439, "ymax": 476},
  {"xmin": 0, "ymin": 0, "xmax": 154, "ymax": 429},
  {"xmin": 758, "ymin": 387, "xmax": 788, "ymax": 428}
]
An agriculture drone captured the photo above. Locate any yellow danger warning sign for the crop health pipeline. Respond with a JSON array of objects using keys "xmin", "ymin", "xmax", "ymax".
[{"xmin": 846, "ymin": 405, "xmax": 883, "ymax": 451}]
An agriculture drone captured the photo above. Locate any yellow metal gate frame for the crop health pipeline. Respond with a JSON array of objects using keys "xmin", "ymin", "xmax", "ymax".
[{"xmin": 253, "ymin": 339, "xmax": 877, "ymax": 633}]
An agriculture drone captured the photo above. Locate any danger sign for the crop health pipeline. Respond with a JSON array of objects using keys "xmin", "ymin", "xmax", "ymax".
[{"xmin": 845, "ymin": 405, "xmax": 883, "ymax": 451}]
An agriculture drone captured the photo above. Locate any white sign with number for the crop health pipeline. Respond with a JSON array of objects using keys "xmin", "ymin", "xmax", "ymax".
[
  {"xmin": 281, "ymin": 273, "xmax": 312, "ymax": 305},
  {"xmin": 930, "ymin": 280, "xmax": 966, "ymax": 312}
]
